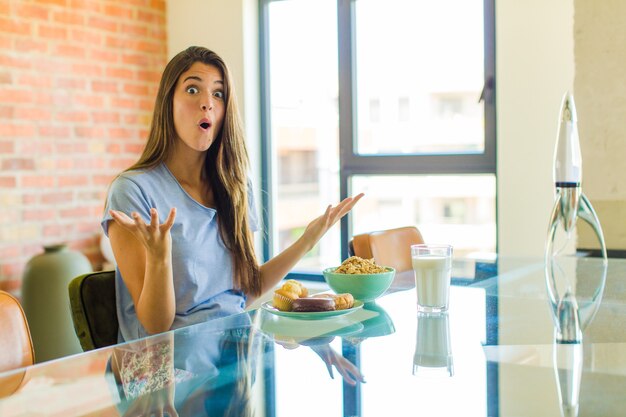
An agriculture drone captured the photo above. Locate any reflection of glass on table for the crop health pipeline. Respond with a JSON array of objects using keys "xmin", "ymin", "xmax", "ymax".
[{"xmin": 413, "ymin": 312, "xmax": 453, "ymax": 377}]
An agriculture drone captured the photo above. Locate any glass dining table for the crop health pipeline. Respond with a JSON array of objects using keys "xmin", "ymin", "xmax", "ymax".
[{"xmin": 1, "ymin": 255, "xmax": 624, "ymax": 417}]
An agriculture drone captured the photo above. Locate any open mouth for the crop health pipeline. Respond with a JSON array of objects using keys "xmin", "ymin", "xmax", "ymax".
[{"xmin": 199, "ymin": 122, "xmax": 210, "ymax": 130}]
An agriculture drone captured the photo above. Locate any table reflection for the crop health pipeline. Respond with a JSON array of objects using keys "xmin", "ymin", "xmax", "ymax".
[
  {"xmin": 546, "ymin": 256, "xmax": 607, "ymax": 417},
  {"xmin": 345, "ymin": 302, "xmax": 395, "ymax": 344},
  {"xmin": 108, "ymin": 313, "xmax": 264, "ymax": 417},
  {"xmin": 256, "ymin": 308, "xmax": 366, "ymax": 386}
]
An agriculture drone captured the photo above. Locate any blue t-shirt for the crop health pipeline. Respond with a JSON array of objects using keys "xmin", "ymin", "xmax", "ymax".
[{"xmin": 101, "ymin": 163, "xmax": 259, "ymax": 342}]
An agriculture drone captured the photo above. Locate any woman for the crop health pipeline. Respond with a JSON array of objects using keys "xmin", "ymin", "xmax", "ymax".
[{"xmin": 102, "ymin": 46, "xmax": 363, "ymax": 342}]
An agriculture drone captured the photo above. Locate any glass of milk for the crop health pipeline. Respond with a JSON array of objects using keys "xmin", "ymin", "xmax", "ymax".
[
  {"xmin": 411, "ymin": 244, "xmax": 453, "ymax": 313},
  {"xmin": 413, "ymin": 311, "xmax": 453, "ymax": 377}
]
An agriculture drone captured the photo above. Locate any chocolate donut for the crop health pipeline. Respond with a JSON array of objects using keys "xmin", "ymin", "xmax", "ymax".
[{"xmin": 292, "ymin": 297, "xmax": 336, "ymax": 312}]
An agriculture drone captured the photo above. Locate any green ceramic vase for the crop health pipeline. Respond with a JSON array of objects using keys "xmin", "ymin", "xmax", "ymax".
[{"xmin": 21, "ymin": 244, "xmax": 92, "ymax": 363}]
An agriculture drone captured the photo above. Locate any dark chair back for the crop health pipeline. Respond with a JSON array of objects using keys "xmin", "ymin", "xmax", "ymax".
[{"xmin": 68, "ymin": 270, "xmax": 118, "ymax": 351}]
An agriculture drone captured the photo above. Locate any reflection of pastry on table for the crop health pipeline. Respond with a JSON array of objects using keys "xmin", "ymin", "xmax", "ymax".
[
  {"xmin": 274, "ymin": 333, "xmax": 336, "ymax": 348},
  {"xmin": 259, "ymin": 312, "xmax": 364, "ymax": 340}
]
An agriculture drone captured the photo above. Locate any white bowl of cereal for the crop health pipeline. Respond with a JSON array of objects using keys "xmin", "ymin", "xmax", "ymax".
[{"xmin": 323, "ymin": 256, "xmax": 395, "ymax": 302}]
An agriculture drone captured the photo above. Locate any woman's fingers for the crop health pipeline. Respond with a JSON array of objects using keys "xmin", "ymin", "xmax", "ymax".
[
  {"xmin": 132, "ymin": 211, "xmax": 143, "ymax": 225},
  {"xmin": 322, "ymin": 199, "xmax": 350, "ymax": 225},
  {"xmin": 162, "ymin": 208, "xmax": 177, "ymax": 230},
  {"xmin": 109, "ymin": 209, "xmax": 135, "ymax": 227},
  {"xmin": 335, "ymin": 193, "xmax": 363, "ymax": 213},
  {"xmin": 347, "ymin": 192, "xmax": 364, "ymax": 209},
  {"xmin": 149, "ymin": 208, "xmax": 158, "ymax": 229},
  {"xmin": 110, "ymin": 208, "xmax": 176, "ymax": 236},
  {"xmin": 338, "ymin": 193, "xmax": 364, "ymax": 215},
  {"xmin": 328, "ymin": 193, "xmax": 364, "ymax": 224}
]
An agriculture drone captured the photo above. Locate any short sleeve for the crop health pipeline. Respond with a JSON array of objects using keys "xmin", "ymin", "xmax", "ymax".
[
  {"xmin": 247, "ymin": 178, "xmax": 260, "ymax": 233},
  {"xmin": 101, "ymin": 176, "xmax": 153, "ymax": 236}
]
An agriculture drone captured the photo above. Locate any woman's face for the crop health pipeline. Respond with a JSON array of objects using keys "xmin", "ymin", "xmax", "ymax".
[{"xmin": 172, "ymin": 62, "xmax": 226, "ymax": 153}]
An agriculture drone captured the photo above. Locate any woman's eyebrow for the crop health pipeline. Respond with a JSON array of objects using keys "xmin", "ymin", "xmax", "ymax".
[
  {"xmin": 182, "ymin": 76, "xmax": 223, "ymax": 86},
  {"xmin": 182, "ymin": 75, "xmax": 202, "ymax": 83}
]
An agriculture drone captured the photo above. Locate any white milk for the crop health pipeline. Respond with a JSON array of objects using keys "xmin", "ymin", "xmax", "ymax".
[{"xmin": 412, "ymin": 255, "xmax": 451, "ymax": 311}]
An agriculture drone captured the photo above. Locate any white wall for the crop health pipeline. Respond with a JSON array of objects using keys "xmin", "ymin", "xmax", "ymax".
[
  {"xmin": 575, "ymin": 0, "xmax": 626, "ymax": 251},
  {"xmin": 496, "ymin": 0, "xmax": 575, "ymax": 258}
]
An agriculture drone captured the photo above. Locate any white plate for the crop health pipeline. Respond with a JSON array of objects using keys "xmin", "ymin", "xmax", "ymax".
[{"xmin": 260, "ymin": 300, "xmax": 364, "ymax": 320}]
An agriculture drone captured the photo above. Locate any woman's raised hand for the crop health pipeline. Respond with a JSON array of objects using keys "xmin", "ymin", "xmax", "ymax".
[
  {"xmin": 109, "ymin": 208, "xmax": 177, "ymax": 257},
  {"xmin": 302, "ymin": 194, "xmax": 364, "ymax": 248}
]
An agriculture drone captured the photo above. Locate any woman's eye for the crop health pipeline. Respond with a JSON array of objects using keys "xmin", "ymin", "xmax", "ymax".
[
  {"xmin": 213, "ymin": 91, "xmax": 224, "ymax": 99},
  {"xmin": 186, "ymin": 86, "xmax": 199, "ymax": 94}
]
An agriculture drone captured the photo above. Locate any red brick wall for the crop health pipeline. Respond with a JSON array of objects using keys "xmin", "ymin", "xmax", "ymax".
[{"xmin": 0, "ymin": 0, "xmax": 167, "ymax": 294}]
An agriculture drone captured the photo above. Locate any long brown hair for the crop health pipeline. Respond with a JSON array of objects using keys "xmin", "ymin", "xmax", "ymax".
[{"xmin": 128, "ymin": 46, "xmax": 261, "ymax": 296}]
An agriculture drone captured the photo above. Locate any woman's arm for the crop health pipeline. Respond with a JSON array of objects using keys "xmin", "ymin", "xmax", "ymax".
[
  {"xmin": 255, "ymin": 194, "xmax": 364, "ymax": 299},
  {"xmin": 108, "ymin": 207, "xmax": 177, "ymax": 334}
]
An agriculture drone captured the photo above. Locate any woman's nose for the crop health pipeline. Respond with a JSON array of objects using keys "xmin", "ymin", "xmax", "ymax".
[{"xmin": 201, "ymin": 97, "xmax": 213, "ymax": 111}]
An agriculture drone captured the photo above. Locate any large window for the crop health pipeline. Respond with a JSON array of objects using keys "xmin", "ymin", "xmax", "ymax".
[{"xmin": 260, "ymin": 0, "xmax": 496, "ymax": 274}]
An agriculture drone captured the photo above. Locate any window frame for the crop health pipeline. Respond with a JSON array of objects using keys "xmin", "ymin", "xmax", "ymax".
[{"xmin": 259, "ymin": 0, "xmax": 497, "ymax": 276}]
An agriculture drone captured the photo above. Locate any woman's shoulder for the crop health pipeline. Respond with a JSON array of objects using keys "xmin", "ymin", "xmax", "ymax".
[{"xmin": 112, "ymin": 164, "xmax": 168, "ymax": 189}]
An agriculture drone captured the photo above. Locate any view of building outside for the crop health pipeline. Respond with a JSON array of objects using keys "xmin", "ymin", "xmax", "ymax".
[
  {"xmin": 267, "ymin": 0, "xmax": 495, "ymax": 271},
  {"xmin": 351, "ymin": 175, "xmax": 496, "ymax": 260},
  {"xmin": 355, "ymin": 0, "xmax": 485, "ymax": 155},
  {"xmin": 268, "ymin": 0, "xmax": 342, "ymax": 270}
]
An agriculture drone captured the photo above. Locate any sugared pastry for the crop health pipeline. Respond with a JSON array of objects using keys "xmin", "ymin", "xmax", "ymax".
[
  {"xmin": 281, "ymin": 279, "xmax": 309, "ymax": 298},
  {"xmin": 273, "ymin": 288, "xmax": 299, "ymax": 311},
  {"xmin": 331, "ymin": 293, "xmax": 354, "ymax": 310},
  {"xmin": 292, "ymin": 297, "xmax": 336, "ymax": 312},
  {"xmin": 312, "ymin": 293, "xmax": 334, "ymax": 300},
  {"xmin": 313, "ymin": 293, "xmax": 354, "ymax": 310}
]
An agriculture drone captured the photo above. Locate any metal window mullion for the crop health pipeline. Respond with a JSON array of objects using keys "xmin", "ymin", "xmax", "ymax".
[
  {"xmin": 484, "ymin": 0, "xmax": 498, "ymax": 253},
  {"xmin": 343, "ymin": 154, "xmax": 496, "ymax": 175},
  {"xmin": 337, "ymin": 0, "xmax": 357, "ymax": 262},
  {"xmin": 259, "ymin": 0, "xmax": 275, "ymax": 263},
  {"xmin": 484, "ymin": 0, "xmax": 497, "ymax": 173},
  {"xmin": 258, "ymin": 3, "xmax": 277, "ymax": 417}
]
